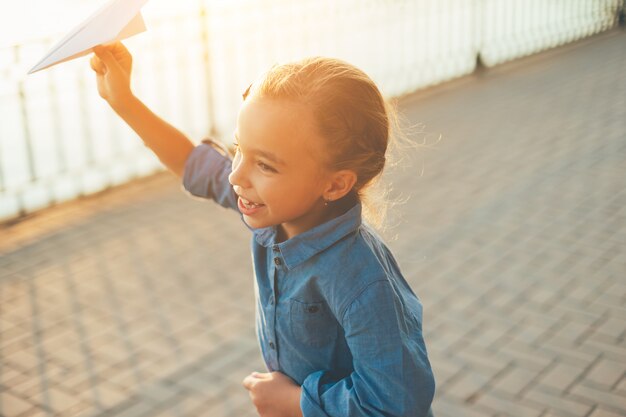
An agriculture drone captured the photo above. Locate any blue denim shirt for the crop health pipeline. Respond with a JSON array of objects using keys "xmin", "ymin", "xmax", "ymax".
[{"xmin": 183, "ymin": 141, "xmax": 435, "ymax": 417}]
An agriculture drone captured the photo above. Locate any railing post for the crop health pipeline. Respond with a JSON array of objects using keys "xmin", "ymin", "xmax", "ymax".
[
  {"xmin": 198, "ymin": 0, "xmax": 218, "ymax": 139},
  {"xmin": 16, "ymin": 45, "xmax": 36, "ymax": 217},
  {"xmin": 475, "ymin": 0, "xmax": 486, "ymax": 72}
]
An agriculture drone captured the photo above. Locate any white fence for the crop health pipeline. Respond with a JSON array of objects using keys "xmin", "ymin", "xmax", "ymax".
[{"xmin": 0, "ymin": 0, "xmax": 622, "ymax": 222}]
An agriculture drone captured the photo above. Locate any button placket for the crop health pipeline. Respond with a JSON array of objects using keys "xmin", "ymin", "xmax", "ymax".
[
  {"xmin": 268, "ymin": 247, "xmax": 280, "ymax": 363},
  {"xmin": 272, "ymin": 245, "xmax": 283, "ymax": 268}
]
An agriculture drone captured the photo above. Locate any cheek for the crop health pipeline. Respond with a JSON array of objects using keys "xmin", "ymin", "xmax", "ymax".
[
  {"xmin": 275, "ymin": 177, "xmax": 320, "ymax": 205},
  {"xmin": 253, "ymin": 178, "xmax": 288, "ymax": 203}
]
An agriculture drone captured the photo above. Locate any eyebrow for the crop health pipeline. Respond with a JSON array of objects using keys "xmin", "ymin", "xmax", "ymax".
[{"xmin": 235, "ymin": 134, "xmax": 286, "ymax": 166}]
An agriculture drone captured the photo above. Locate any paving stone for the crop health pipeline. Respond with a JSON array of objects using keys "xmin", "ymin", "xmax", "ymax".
[
  {"xmin": 523, "ymin": 385, "xmax": 593, "ymax": 417},
  {"xmin": 588, "ymin": 407, "xmax": 626, "ymax": 417},
  {"xmin": 449, "ymin": 344, "xmax": 509, "ymax": 376},
  {"xmin": 492, "ymin": 366, "xmax": 538, "ymax": 397},
  {"xmin": 536, "ymin": 362, "xmax": 586, "ymax": 393},
  {"xmin": 493, "ymin": 339, "xmax": 554, "ymax": 372},
  {"xmin": 3, "ymin": 348, "xmax": 41, "ymax": 373},
  {"xmin": 595, "ymin": 316, "xmax": 626, "ymax": 342},
  {"xmin": 55, "ymin": 401, "xmax": 94, "ymax": 417},
  {"xmin": 430, "ymin": 356, "xmax": 465, "ymax": 390},
  {"xmin": 0, "ymin": 365, "xmax": 30, "ymax": 388},
  {"xmin": 173, "ymin": 371, "xmax": 226, "ymax": 397},
  {"xmin": 17, "ymin": 407, "xmax": 49, "ymax": 417},
  {"xmin": 29, "ymin": 386, "xmax": 89, "ymax": 415},
  {"xmin": 192, "ymin": 391, "xmax": 251, "ymax": 417},
  {"xmin": 147, "ymin": 393, "xmax": 207, "ymax": 417},
  {"xmin": 537, "ymin": 338, "xmax": 599, "ymax": 366},
  {"xmin": 585, "ymin": 356, "xmax": 626, "ymax": 389},
  {"xmin": 474, "ymin": 389, "xmax": 545, "ymax": 417},
  {"xmin": 614, "ymin": 375, "xmax": 626, "ymax": 396},
  {"xmin": 0, "ymin": 391, "xmax": 35, "ymax": 417},
  {"xmin": 443, "ymin": 368, "xmax": 492, "ymax": 403},
  {"xmin": 431, "ymin": 397, "xmax": 493, "ymax": 417},
  {"xmin": 6, "ymin": 370, "xmax": 48, "ymax": 399},
  {"xmin": 100, "ymin": 367, "xmax": 156, "ymax": 393},
  {"xmin": 107, "ymin": 399, "xmax": 156, "ymax": 417},
  {"xmin": 80, "ymin": 382, "xmax": 129, "ymax": 410},
  {"xmin": 581, "ymin": 337, "xmax": 626, "ymax": 364},
  {"xmin": 569, "ymin": 383, "xmax": 626, "ymax": 414}
]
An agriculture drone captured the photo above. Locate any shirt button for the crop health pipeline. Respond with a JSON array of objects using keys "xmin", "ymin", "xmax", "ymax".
[
  {"xmin": 272, "ymin": 245, "xmax": 280, "ymax": 252},
  {"xmin": 269, "ymin": 342, "xmax": 275, "ymax": 350},
  {"xmin": 274, "ymin": 257, "xmax": 282, "ymax": 266}
]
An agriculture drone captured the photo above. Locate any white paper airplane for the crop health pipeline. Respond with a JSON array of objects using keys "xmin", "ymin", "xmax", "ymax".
[{"xmin": 28, "ymin": 0, "xmax": 149, "ymax": 74}]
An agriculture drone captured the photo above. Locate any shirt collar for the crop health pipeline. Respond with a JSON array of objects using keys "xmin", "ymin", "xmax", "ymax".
[{"xmin": 253, "ymin": 203, "xmax": 362, "ymax": 270}]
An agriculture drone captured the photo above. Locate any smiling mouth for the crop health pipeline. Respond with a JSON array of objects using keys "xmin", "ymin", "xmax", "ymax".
[{"xmin": 239, "ymin": 196, "xmax": 265, "ymax": 210}]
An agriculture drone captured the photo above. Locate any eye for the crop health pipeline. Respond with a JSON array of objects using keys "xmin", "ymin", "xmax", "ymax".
[
  {"xmin": 257, "ymin": 161, "xmax": 276, "ymax": 173},
  {"xmin": 232, "ymin": 141, "xmax": 240, "ymax": 153}
]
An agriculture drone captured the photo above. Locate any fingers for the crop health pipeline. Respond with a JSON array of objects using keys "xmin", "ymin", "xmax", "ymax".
[
  {"xmin": 101, "ymin": 41, "xmax": 132, "ymax": 63},
  {"xmin": 90, "ymin": 55, "xmax": 105, "ymax": 75},
  {"xmin": 242, "ymin": 374, "xmax": 256, "ymax": 390},
  {"xmin": 93, "ymin": 44, "xmax": 123, "ymax": 72},
  {"xmin": 111, "ymin": 41, "xmax": 129, "ymax": 54},
  {"xmin": 101, "ymin": 41, "xmax": 127, "ymax": 53},
  {"xmin": 242, "ymin": 371, "xmax": 271, "ymax": 390},
  {"xmin": 95, "ymin": 41, "xmax": 125, "ymax": 54}
]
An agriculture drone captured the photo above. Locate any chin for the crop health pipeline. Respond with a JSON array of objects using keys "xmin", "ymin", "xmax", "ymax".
[{"xmin": 242, "ymin": 215, "xmax": 273, "ymax": 230}]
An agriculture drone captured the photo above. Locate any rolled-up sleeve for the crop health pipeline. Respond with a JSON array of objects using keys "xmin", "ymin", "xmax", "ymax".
[
  {"xmin": 300, "ymin": 280, "xmax": 435, "ymax": 417},
  {"xmin": 182, "ymin": 142, "xmax": 238, "ymax": 211}
]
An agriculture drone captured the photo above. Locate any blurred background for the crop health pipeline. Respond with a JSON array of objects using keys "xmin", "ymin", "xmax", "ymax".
[
  {"xmin": 0, "ymin": 0, "xmax": 621, "ymax": 221},
  {"xmin": 1, "ymin": 1, "xmax": 625, "ymax": 417}
]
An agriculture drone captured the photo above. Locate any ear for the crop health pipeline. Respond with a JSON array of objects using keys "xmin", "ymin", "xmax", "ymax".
[{"xmin": 323, "ymin": 170, "xmax": 358, "ymax": 202}]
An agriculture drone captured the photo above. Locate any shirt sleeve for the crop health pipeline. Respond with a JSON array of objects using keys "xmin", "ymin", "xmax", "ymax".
[
  {"xmin": 300, "ymin": 280, "xmax": 435, "ymax": 417},
  {"xmin": 182, "ymin": 140, "xmax": 239, "ymax": 211}
]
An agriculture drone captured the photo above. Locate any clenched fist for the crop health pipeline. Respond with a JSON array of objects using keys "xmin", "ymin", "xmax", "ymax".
[
  {"xmin": 242, "ymin": 371, "xmax": 303, "ymax": 417},
  {"xmin": 90, "ymin": 41, "xmax": 133, "ymax": 110}
]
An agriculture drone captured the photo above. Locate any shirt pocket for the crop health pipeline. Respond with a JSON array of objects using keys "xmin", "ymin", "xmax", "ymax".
[{"xmin": 289, "ymin": 299, "xmax": 335, "ymax": 348}]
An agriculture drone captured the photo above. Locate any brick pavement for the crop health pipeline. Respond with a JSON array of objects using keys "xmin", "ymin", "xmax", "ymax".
[{"xmin": 1, "ymin": 29, "xmax": 625, "ymax": 417}]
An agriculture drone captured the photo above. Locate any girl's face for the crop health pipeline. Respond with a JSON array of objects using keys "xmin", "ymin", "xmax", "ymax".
[{"xmin": 228, "ymin": 97, "xmax": 338, "ymax": 241}]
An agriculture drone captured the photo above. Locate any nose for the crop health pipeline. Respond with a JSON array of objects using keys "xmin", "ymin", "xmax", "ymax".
[{"xmin": 228, "ymin": 154, "xmax": 250, "ymax": 190}]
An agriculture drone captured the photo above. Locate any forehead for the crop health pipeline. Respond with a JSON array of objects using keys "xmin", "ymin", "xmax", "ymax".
[{"xmin": 236, "ymin": 97, "xmax": 324, "ymax": 166}]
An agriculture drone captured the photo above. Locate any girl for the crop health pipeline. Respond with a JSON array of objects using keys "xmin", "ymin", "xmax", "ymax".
[{"xmin": 91, "ymin": 41, "xmax": 435, "ymax": 417}]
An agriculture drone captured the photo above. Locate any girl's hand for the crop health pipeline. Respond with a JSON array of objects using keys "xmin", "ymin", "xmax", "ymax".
[
  {"xmin": 242, "ymin": 371, "xmax": 303, "ymax": 417},
  {"xmin": 90, "ymin": 42, "xmax": 133, "ymax": 110}
]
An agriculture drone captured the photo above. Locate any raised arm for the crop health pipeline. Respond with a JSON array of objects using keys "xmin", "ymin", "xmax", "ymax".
[{"xmin": 90, "ymin": 42, "xmax": 194, "ymax": 178}]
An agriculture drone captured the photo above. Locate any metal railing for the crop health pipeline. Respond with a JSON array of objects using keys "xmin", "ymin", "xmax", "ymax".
[{"xmin": 0, "ymin": 0, "xmax": 622, "ymax": 222}]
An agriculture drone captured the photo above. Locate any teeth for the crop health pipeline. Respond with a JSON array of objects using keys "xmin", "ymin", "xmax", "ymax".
[{"xmin": 241, "ymin": 197, "xmax": 262, "ymax": 208}]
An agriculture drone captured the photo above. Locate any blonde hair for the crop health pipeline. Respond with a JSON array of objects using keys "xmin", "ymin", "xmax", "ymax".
[{"xmin": 243, "ymin": 57, "xmax": 407, "ymax": 231}]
